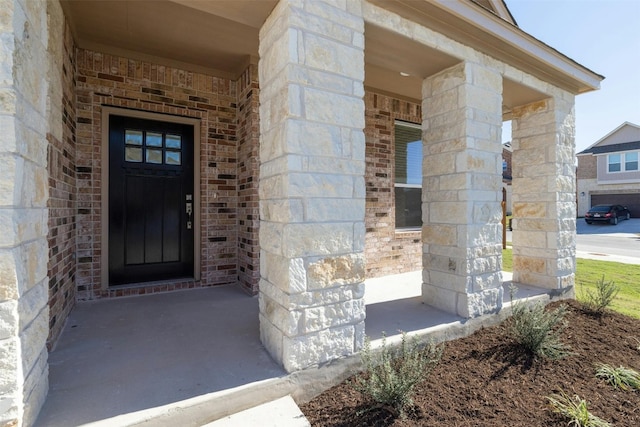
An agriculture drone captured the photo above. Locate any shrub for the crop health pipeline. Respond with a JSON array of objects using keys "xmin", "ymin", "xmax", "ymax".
[
  {"xmin": 352, "ymin": 333, "xmax": 443, "ymax": 418},
  {"xmin": 547, "ymin": 391, "xmax": 611, "ymax": 427},
  {"xmin": 582, "ymin": 275, "xmax": 619, "ymax": 315},
  {"xmin": 508, "ymin": 300, "xmax": 572, "ymax": 360},
  {"xmin": 595, "ymin": 363, "xmax": 640, "ymax": 391}
]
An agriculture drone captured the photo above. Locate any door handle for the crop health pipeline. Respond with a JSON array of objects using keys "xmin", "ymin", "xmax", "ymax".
[{"xmin": 186, "ymin": 194, "xmax": 193, "ymax": 229}]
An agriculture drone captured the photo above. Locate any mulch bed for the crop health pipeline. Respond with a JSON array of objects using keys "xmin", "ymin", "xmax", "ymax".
[{"xmin": 300, "ymin": 300, "xmax": 640, "ymax": 426}]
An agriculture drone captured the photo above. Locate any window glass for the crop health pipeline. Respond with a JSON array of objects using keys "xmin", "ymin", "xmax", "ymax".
[
  {"xmin": 166, "ymin": 134, "xmax": 182, "ymax": 149},
  {"xmin": 625, "ymin": 152, "xmax": 638, "ymax": 171},
  {"xmin": 125, "ymin": 147, "xmax": 142, "ymax": 162},
  {"xmin": 394, "ymin": 122, "xmax": 422, "ymax": 228},
  {"xmin": 125, "ymin": 130, "xmax": 143, "ymax": 146},
  {"xmin": 146, "ymin": 149, "xmax": 163, "ymax": 164},
  {"xmin": 146, "ymin": 132, "xmax": 163, "ymax": 147},
  {"xmin": 165, "ymin": 151, "xmax": 181, "ymax": 165},
  {"xmin": 608, "ymin": 154, "xmax": 621, "ymax": 172}
]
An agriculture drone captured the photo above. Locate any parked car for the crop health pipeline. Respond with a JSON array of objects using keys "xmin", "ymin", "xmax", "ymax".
[{"xmin": 584, "ymin": 204, "xmax": 631, "ymax": 225}]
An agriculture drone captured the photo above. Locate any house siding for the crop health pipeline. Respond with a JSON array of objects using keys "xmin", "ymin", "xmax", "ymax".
[
  {"xmin": 74, "ymin": 48, "xmax": 259, "ymax": 299},
  {"xmin": 364, "ymin": 91, "xmax": 422, "ymax": 278},
  {"xmin": 596, "ymin": 153, "xmax": 640, "ymax": 182}
]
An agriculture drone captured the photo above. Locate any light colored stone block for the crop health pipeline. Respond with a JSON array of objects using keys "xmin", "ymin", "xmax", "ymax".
[{"xmin": 306, "ymin": 254, "xmax": 364, "ymax": 290}]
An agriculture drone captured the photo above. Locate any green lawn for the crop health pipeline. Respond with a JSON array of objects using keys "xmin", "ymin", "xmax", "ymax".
[{"xmin": 502, "ymin": 248, "xmax": 640, "ymax": 319}]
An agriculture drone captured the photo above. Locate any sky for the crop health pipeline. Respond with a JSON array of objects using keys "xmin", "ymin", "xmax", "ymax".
[{"xmin": 501, "ymin": 0, "xmax": 640, "ymax": 153}]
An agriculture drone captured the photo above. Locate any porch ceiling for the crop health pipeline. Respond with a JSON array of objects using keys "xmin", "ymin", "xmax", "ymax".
[
  {"xmin": 62, "ymin": 0, "xmax": 548, "ymax": 115},
  {"xmin": 60, "ymin": 0, "xmax": 279, "ymax": 78}
]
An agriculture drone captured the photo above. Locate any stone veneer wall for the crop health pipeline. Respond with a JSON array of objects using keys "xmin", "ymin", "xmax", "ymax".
[
  {"xmin": 236, "ymin": 64, "xmax": 260, "ymax": 294},
  {"xmin": 47, "ymin": 9, "xmax": 76, "ymax": 348},
  {"xmin": 364, "ymin": 91, "xmax": 422, "ymax": 278},
  {"xmin": 74, "ymin": 48, "xmax": 257, "ymax": 298},
  {"xmin": 0, "ymin": 0, "xmax": 51, "ymax": 424}
]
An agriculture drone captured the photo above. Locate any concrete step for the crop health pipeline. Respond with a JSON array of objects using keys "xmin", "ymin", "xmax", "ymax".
[{"xmin": 204, "ymin": 396, "xmax": 310, "ymax": 427}]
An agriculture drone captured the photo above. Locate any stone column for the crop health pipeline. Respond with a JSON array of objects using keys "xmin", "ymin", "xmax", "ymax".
[
  {"xmin": 421, "ymin": 61, "xmax": 504, "ymax": 318},
  {"xmin": 258, "ymin": 0, "xmax": 366, "ymax": 372},
  {"xmin": 511, "ymin": 96, "xmax": 576, "ymax": 291},
  {"xmin": 0, "ymin": 0, "xmax": 51, "ymax": 425}
]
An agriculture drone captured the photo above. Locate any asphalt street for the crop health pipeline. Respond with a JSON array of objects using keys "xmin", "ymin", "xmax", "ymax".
[{"xmin": 506, "ymin": 218, "xmax": 640, "ymax": 265}]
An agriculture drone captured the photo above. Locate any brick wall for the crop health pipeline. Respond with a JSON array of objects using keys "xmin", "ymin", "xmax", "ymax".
[
  {"xmin": 236, "ymin": 64, "xmax": 260, "ymax": 294},
  {"xmin": 74, "ymin": 48, "xmax": 259, "ymax": 298},
  {"xmin": 364, "ymin": 90, "xmax": 422, "ymax": 278},
  {"xmin": 502, "ymin": 147, "xmax": 512, "ymax": 180},
  {"xmin": 47, "ymin": 20, "xmax": 76, "ymax": 346},
  {"xmin": 577, "ymin": 154, "xmax": 597, "ymax": 179}
]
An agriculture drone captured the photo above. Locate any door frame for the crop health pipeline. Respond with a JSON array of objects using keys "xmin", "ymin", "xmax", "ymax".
[{"xmin": 101, "ymin": 106, "xmax": 201, "ymax": 289}]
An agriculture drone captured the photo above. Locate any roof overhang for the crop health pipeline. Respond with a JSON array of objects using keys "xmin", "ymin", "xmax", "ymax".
[
  {"xmin": 61, "ymin": 0, "xmax": 603, "ymax": 106},
  {"xmin": 368, "ymin": 0, "xmax": 603, "ymax": 95}
]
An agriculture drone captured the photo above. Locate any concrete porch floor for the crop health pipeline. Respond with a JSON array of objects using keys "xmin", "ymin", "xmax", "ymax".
[{"xmin": 35, "ymin": 270, "xmax": 549, "ymax": 427}]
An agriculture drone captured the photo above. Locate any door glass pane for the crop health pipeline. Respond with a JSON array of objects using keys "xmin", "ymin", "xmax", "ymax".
[
  {"xmin": 146, "ymin": 149, "xmax": 163, "ymax": 164},
  {"xmin": 165, "ymin": 151, "xmax": 181, "ymax": 165},
  {"xmin": 125, "ymin": 130, "xmax": 143, "ymax": 146},
  {"xmin": 166, "ymin": 134, "xmax": 182, "ymax": 149},
  {"xmin": 146, "ymin": 132, "xmax": 163, "ymax": 147},
  {"xmin": 125, "ymin": 147, "xmax": 142, "ymax": 162}
]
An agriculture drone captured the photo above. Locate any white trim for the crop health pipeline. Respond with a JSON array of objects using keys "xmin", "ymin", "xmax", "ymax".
[
  {"xmin": 394, "ymin": 120, "xmax": 422, "ymax": 130},
  {"xmin": 606, "ymin": 151, "xmax": 639, "ymax": 174},
  {"xmin": 597, "ymin": 178, "xmax": 640, "ymax": 185},
  {"xmin": 101, "ymin": 107, "xmax": 202, "ymax": 290},
  {"xmin": 429, "ymin": 0, "xmax": 603, "ymax": 92}
]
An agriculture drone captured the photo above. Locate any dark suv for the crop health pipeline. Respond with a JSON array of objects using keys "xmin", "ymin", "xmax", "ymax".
[{"xmin": 584, "ymin": 204, "xmax": 631, "ymax": 225}]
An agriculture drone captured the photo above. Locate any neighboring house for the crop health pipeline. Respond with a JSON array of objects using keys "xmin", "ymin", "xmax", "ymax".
[
  {"xmin": 577, "ymin": 122, "xmax": 640, "ymax": 217},
  {"xmin": 0, "ymin": 0, "xmax": 602, "ymax": 424}
]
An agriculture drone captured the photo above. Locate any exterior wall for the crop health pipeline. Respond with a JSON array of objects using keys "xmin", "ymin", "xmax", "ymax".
[
  {"xmin": 577, "ymin": 154, "xmax": 597, "ymax": 179},
  {"xmin": 74, "ymin": 48, "xmax": 259, "ymax": 298},
  {"xmin": 595, "ymin": 125, "xmax": 640, "ymax": 147},
  {"xmin": 577, "ymin": 178, "xmax": 640, "ymax": 216},
  {"xmin": 236, "ymin": 64, "xmax": 261, "ymax": 294},
  {"xmin": 47, "ymin": 7, "xmax": 76, "ymax": 348},
  {"xmin": 0, "ymin": 0, "xmax": 51, "ymax": 424},
  {"xmin": 596, "ymin": 153, "xmax": 640, "ymax": 183},
  {"xmin": 364, "ymin": 91, "xmax": 422, "ymax": 278}
]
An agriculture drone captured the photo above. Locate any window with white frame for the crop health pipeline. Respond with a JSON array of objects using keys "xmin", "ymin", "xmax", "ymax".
[
  {"xmin": 625, "ymin": 152, "xmax": 638, "ymax": 171},
  {"xmin": 608, "ymin": 152, "xmax": 638, "ymax": 173},
  {"xmin": 394, "ymin": 121, "xmax": 422, "ymax": 229}
]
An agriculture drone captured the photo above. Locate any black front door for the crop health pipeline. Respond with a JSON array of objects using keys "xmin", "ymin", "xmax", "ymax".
[{"xmin": 109, "ymin": 115, "xmax": 194, "ymax": 285}]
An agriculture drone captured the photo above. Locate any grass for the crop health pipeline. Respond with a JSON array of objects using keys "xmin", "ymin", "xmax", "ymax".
[{"xmin": 502, "ymin": 248, "xmax": 640, "ymax": 319}]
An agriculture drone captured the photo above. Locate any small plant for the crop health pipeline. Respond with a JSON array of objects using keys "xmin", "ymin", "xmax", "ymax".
[
  {"xmin": 595, "ymin": 363, "xmax": 640, "ymax": 391},
  {"xmin": 352, "ymin": 333, "xmax": 443, "ymax": 418},
  {"xmin": 582, "ymin": 275, "xmax": 619, "ymax": 314},
  {"xmin": 508, "ymin": 300, "xmax": 572, "ymax": 360},
  {"xmin": 547, "ymin": 391, "xmax": 611, "ymax": 427}
]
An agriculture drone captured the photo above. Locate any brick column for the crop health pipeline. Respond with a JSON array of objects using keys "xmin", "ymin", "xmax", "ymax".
[
  {"xmin": 0, "ymin": 0, "xmax": 51, "ymax": 425},
  {"xmin": 421, "ymin": 61, "xmax": 504, "ymax": 318},
  {"xmin": 258, "ymin": 0, "xmax": 366, "ymax": 372},
  {"xmin": 511, "ymin": 96, "xmax": 576, "ymax": 291}
]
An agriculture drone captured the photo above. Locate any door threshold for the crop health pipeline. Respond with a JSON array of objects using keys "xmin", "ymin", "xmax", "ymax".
[{"xmin": 100, "ymin": 278, "xmax": 199, "ymax": 298}]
